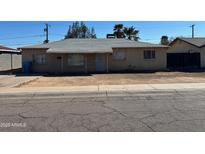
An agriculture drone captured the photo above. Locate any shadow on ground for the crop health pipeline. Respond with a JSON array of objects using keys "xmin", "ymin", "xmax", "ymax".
[{"xmin": 1, "ymin": 68, "xmax": 205, "ymax": 77}]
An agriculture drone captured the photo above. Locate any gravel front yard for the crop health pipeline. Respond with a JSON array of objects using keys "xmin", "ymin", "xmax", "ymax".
[{"xmin": 19, "ymin": 72, "xmax": 205, "ymax": 87}]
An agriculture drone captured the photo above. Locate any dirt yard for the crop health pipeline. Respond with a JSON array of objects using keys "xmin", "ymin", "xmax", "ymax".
[{"xmin": 19, "ymin": 72, "xmax": 205, "ymax": 87}]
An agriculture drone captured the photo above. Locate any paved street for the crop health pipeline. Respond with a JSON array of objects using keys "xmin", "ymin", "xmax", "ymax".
[{"xmin": 1, "ymin": 88, "xmax": 205, "ymax": 131}]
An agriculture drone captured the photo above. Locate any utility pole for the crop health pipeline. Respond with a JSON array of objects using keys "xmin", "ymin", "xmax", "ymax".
[
  {"xmin": 44, "ymin": 23, "xmax": 49, "ymax": 43},
  {"xmin": 190, "ymin": 24, "xmax": 195, "ymax": 38}
]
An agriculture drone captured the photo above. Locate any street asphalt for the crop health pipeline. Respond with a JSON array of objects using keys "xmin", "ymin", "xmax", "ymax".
[{"xmin": 0, "ymin": 88, "xmax": 205, "ymax": 131}]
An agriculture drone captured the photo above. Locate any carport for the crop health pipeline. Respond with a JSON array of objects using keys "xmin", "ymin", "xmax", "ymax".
[
  {"xmin": 167, "ymin": 37, "xmax": 205, "ymax": 70},
  {"xmin": 0, "ymin": 45, "xmax": 21, "ymax": 72},
  {"xmin": 167, "ymin": 52, "xmax": 200, "ymax": 69}
]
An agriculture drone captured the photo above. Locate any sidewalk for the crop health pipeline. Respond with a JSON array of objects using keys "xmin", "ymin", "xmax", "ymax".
[
  {"xmin": 0, "ymin": 75, "xmax": 39, "ymax": 88},
  {"xmin": 1, "ymin": 83, "xmax": 205, "ymax": 94}
]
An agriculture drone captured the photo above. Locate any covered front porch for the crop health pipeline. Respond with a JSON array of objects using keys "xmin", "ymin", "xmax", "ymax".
[{"xmin": 48, "ymin": 53, "xmax": 110, "ymax": 74}]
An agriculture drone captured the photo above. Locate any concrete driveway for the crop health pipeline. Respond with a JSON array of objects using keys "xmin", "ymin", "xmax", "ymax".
[{"xmin": 0, "ymin": 75, "xmax": 39, "ymax": 88}]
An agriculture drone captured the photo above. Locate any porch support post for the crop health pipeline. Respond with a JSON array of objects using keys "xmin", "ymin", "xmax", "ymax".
[
  {"xmin": 61, "ymin": 55, "xmax": 63, "ymax": 74},
  {"xmin": 10, "ymin": 53, "xmax": 13, "ymax": 73},
  {"xmin": 85, "ymin": 54, "xmax": 88, "ymax": 73},
  {"xmin": 106, "ymin": 53, "xmax": 109, "ymax": 73}
]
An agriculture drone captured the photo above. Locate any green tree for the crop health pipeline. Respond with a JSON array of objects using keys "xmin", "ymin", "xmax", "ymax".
[
  {"xmin": 123, "ymin": 26, "xmax": 139, "ymax": 41},
  {"xmin": 160, "ymin": 35, "xmax": 169, "ymax": 45},
  {"xmin": 113, "ymin": 24, "xmax": 125, "ymax": 38},
  {"xmin": 80, "ymin": 22, "xmax": 88, "ymax": 38},
  {"xmin": 90, "ymin": 27, "xmax": 97, "ymax": 38},
  {"xmin": 65, "ymin": 21, "xmax": 97, "ymax": 39}
]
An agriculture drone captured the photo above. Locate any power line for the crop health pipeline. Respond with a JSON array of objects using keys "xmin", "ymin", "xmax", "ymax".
[
  {"xmin": 1, "ymin": 41, "xmax": 42, "ymax": 47},
  {"xmin": 0, "ymin": 34, "xmax": 65, "ymax": 42},
  {"xmin": 50, "ymin": 33, "xmax": 65, "ymax": 36},
  {"xmin": 0, "ymin": 34, "xmax": 44, "ymax": 41}
]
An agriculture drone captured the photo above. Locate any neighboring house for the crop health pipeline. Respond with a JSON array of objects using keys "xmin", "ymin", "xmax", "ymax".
[
  {"xmin": 167, "ymin": 37, "xmax": 205, "ymax": 69},
  {"xmin": 19, "ymin": 39, "xmax": 168, "ymax": 74},
  {"xmin": 0, "ymin": 45, "xmax": 21, "ymax": 71},
  {"xmin": 0, "ymin": 45, "xmax": 19, "ymax": 54}
]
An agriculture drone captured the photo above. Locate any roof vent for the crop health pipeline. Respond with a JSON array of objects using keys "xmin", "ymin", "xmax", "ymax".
[{"xmin": 106, "ymin": 34, "xmax": 115, "ymax": 39}]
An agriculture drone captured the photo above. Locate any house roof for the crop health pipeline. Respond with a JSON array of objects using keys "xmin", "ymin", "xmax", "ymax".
[
  {"xmin": 170, "ymin": 37, "xmax": 205, "ymax": 48},
  {"xmin": 19, "ymin": 38, "xmax": 168, "ymax": 53},
  {"xmin": 0, "ymin": 45, "xmax": 19, "ymax": 53}
]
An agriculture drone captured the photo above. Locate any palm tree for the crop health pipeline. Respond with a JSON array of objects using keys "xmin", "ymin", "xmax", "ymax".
[
  {"xmin": 123, "ymin": 26, "xmax": 139, "ymax": 41},
  {"xmin": 113, "ymin": 24, "xmax": 125, "ymax": 38}
]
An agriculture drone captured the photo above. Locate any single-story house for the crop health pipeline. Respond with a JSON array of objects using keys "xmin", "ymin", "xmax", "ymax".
[
  {"xmin": 167, "ymin": 37, "xmax": 205, "ymax": 69},
  {"xmin": 19, "ymin": 39, "xmax": 168, "ymax": 73}
]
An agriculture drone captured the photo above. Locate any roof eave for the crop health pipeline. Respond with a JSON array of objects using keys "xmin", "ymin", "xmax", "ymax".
[
  {"xmin": 112, "ymin": 46, "xmax": 169, "ymax": 49},
  {"xmin": 169, "ymin": 37, "xmax": 201, "ymax": 48},
  {"xmin": 18, "ymin": 47, "xmax": 49, "ymax": 50}
]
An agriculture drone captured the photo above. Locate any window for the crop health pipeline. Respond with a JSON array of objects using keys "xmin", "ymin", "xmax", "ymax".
[
  {"xmin": 113, "ymin": 51, "xmax": 126, "ymax": 60},
  {"xmin": 33, "ymin": 54, "xmax": 46, "ymax": 64},
  {"xmin": 68, "ymin": 54, "xmax": 84, "ymax": 66},
  {"xmin": 144, "ymin": 50, "xmax": 155, "ymax": 59}
]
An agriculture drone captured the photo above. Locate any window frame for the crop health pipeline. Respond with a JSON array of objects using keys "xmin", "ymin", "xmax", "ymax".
[
  {"xmin": 33, "ymin": 54, "xmax": 46, "ymax": 65},
  {"xmin": 143, "ymin": 50, "xmax": 156, "ymax": 60},
  {"xmin": 67, "ymin": 54, "xmax": 84, "ymax": 66},
  {"xmin": 113, "ymin": 51, "xmax": 126, "ymax": 61}
]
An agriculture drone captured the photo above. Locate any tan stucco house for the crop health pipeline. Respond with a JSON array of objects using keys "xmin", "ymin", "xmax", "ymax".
[
  {"xmin": 19, "ymin": 39, "xmax": 168, "ymax": 73},
  {"xmin": 167, "ymin": 37, "xmax": 205, "ymax": 69}
]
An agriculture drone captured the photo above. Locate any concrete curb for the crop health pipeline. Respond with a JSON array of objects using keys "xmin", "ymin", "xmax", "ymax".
[{"xmin": 1, "ymin": 83, "xmax": 205, "ymax": 94}]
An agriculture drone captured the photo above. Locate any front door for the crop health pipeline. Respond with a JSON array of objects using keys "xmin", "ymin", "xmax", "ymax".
[
  {"xmin": 96, "ymin": 54, "xmax": 106, "ymax": 72},
  {"xmin": 56, "ymin": 56, "xmax": 63, "ymax": 73}
]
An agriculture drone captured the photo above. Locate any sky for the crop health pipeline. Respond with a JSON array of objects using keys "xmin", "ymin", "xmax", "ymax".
[{"xmin": 0, "ymin": 21, "xmax": 205, "ymax": 48}]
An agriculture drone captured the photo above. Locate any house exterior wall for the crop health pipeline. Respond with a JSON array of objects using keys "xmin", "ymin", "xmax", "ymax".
[
  {"xmin": 21, "ymin": 47, "xmax": 167, "ymax": 73},
  {"xmin": 108, "ymin": 48, "xmax": 167, "ymax": 71},
  {"xmin": 200, "ymin": 47, "xmax": 205, "ymax": 68},
  {"xmin": 86, "ymin": 54, "xmax": 96, "ymax": 72},
  {"xmin": 167, "ymin": 39, "xmax": 201, "ymax": 53},
  {"xmin": 22, "ymin": 49, "xmax": 55, "ymax": 73},
  {"xmin": 167, "ymin": 39, "xmax": 205, "ymax": 68},
  {"xmin": 22, "ymin": 49, "xmax": 86, "ymax": 73}
]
